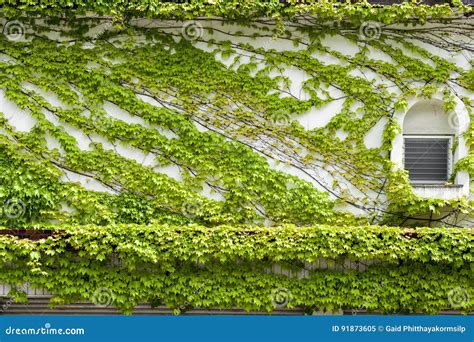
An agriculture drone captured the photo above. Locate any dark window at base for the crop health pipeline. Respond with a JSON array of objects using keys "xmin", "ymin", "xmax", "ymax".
[{"xmin": 404, "ymin": 137, "xmax": 450, "ymax": 183}]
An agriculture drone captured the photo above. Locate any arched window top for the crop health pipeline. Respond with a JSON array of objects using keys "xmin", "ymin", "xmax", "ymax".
[
  {"xmin": 403, "ymin": 100, "xmax": 455, "ymax": 135},
  {"xmin": 390, "ymin": 98, "xmax": 470, "ymax": 197},
  {"xmin": 402, "ymin": 100, "xmax": 455, "ymax": 184}
]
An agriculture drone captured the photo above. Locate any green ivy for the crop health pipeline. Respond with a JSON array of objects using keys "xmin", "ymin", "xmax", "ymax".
[
  {"xmin": 0, "ymin": 17, "xmax": 471, "ymax": 227},
  {"xmin": 0, "ymin": 3, "xmax": 472, "ymax": 314},
  {"xmin": 0, "ymin": 224, "xmax": 472, "ymax": 314},
  {"xmin": 0, "ymin": 0, "xmax": 471, "ymax": 23}
]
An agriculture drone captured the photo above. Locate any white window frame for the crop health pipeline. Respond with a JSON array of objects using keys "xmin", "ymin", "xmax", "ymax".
[{"xmin": 402, "ymin": 134, "xmax": 453, "ymax": 185}]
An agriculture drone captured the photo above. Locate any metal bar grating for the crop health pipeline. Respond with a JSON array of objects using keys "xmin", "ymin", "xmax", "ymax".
[{"xmin": 404, "ymin": 137, "xmax": 450, "ymax": 182}]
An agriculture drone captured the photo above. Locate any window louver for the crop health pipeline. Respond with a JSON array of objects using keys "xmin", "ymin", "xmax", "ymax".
[{"xmin": 404, "ymin": 137, "xmax": 450, "ymax": 182}]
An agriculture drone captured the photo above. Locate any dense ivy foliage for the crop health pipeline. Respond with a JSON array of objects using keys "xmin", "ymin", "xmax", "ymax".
[
  {"xmin": 1, "ymin": 224, "xmax": 472, "ymax": 314},
  {"xmin": 0, "ymin": 0, "xmax": 471, "ymax": 23},
  {"xmin": 0, "ymin": 2, "xmax": 472, "ymax": 314}
]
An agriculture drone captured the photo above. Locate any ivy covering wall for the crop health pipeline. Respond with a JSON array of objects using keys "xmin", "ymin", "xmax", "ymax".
[
  {"xmin": 0, "ymin": 0, "xmax": 473, "ymax": 313},
  {"xmin": 1, "ymin": 224, "xmax": 473, "ymax": 314}
]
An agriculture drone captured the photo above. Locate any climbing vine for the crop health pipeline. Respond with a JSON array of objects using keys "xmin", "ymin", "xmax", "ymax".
[
  {"xmin": 0, "ymin": 224, "xmax": 472, "ymax": 314},
  {"xmin": 0, "ymin": 0, "xmax": 472, "ymax": 314},
  {"xmin": 0, "ymin": 6, "xmax": 472, "ymax": 227}
]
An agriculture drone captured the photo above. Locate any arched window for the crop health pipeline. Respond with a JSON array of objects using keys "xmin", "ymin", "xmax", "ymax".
[{"xmin": 402, "ymin": 101, "xmax": 455, "ymax": 184}]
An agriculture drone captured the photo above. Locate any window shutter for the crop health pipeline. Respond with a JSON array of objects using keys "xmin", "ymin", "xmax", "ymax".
[{"xmin": 404, "ymin": 138, "xmax": 450, "ymax": 182}]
